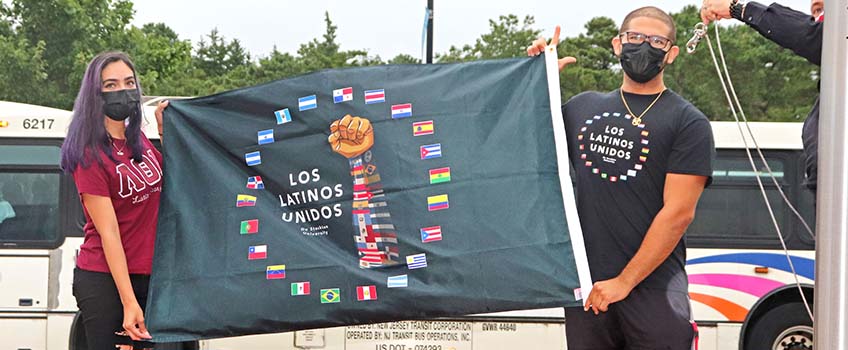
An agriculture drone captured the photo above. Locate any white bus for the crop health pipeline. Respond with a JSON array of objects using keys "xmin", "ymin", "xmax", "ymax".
[{"xmin": 0, "ymin": 100, "xmax": 815, "ymax": 350}]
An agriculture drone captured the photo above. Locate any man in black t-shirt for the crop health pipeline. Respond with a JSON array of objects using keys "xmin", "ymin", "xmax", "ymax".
[{"xmin": 528, "ymin": 6, "xmax": 714, "ymax": 350}]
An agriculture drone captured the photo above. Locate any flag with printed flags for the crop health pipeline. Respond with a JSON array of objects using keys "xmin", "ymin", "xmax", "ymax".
[{"xmin": 149, "ymin": 56, "xmax": 591, "ymax": 342}]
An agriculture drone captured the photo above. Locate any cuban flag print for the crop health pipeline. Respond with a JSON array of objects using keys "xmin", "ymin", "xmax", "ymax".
[
  {"xmin": 298, "ymin": 95, "xmax": 317, "ymax": 111},
  {"xmin": 420, "ymin": 143, "xmax": 442, "ymax": 160},
  {"xmin": 333, "ymin": 87, "xmax": 353, "ymax": 103},
  {"xmin": 364, "ymin": 89, "xmax": 385, "ymax": 104},
  {"xmin": 391, "ymin": 103, "xmax": 412, "ymax": 119},
  {"xmin": 257, "ymin": 129, "xmax": 274, "ymax": 145}
]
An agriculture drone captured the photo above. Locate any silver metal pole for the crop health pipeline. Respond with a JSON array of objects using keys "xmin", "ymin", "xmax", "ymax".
[{"xmin": 813, "ymin": 0, "xmax": 848, "ymax": 348}]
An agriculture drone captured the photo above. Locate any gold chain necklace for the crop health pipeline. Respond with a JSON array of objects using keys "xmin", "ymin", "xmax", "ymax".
[{"xmin": 620, "ymin": 89, "xmax": 665, "ymax": 126}]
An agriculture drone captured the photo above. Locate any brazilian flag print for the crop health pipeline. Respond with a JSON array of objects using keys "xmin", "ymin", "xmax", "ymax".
[{"xmin": 146, "ymin": 55, "xmax": 591, "ymax": 342}]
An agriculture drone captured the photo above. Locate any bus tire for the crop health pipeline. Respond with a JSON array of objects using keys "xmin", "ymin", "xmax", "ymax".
[{"xmin": 745, "ymin": 302, "xmax": 813, "ymax": 350}]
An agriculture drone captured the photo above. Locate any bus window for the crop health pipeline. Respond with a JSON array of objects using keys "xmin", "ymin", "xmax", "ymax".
[
  {"xmin": 0, "ymin": 144, "xmax": 62, "ymax": 246},
  {"xmin": 687, "ymin": 151, "xmax": 797, "ymax": 248}
]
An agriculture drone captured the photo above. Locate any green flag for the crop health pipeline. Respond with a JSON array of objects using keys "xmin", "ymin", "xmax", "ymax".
[{"xmin": 146, "ymin": 56, "xmax": 590, "ymax": 342}]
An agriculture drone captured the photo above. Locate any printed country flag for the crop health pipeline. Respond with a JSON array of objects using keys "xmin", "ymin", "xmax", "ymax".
[
  {"xmin": 356, "ymin": 285, "xmax": 378, "ymax": 301},
  {"xmin": 258, "ymin": 129, "xmax": 274, "ymax": 145},
  {"xmin": 641, "ymin": 130, "xmax": 650, "ymax": 137},
  {"xmin": 291, "ymin": 282, "xmax": 311, "ymax": 296},
  {"xmin": 248, "ymin": 245, "xmax": 267, "ymax": 260},
  {"xmin": 641, "ymin": 148, "xmax": 650, "ymax": 154},
  {"xmin": 639, "ymin": 156, "xmax": 648, "ymax": 162},
  {"xmin": 298, "ymin": 95, "xmax": 317, "ymax": 111},
  {"xmin": 274, "ymin": 108, "xmax": 292, "ymax": 124},
  {"xmin": 247, "ymin": 176, "xmax": 264, "ymax": 189},
  {"xmin": 333, "ymin": 87, "xmax": 353, "ymax": 103},
  {"xmin": 364, "ymin": 89, "xmax": 385, "ymax": 104},
  {"xmin": 641, "ymin": 139, "xmax": 649, "ymax": 145},
  {"xmin": 353, "ymin": 191, "xmax": 373, "ymax": 201},
  {"xmin": 429, "ymin": 167, "xmax": 451, "ymax": 184},
  {"xmin": 236, "ymin": 195, "xmax": 257, "ymax": 207},
  {"xmin": 321, "ymin": 288, "xmax": 340, "ymax": 303},
  {"xmin": 391, "ymin": 103, "xmax": 412, "ymax": 119},
  {"xmin": 413, "ymin": 120, "xmax": 434, "ymax": 136},
  {"xmin": 406, "ymin": 253, "xmax": 427, "ymax": 269},
  {"xmin": 240, "ymin": 219, "xmax": 259, "ymax": 234},
  {"xmin": 266, "ymin": 265, "xmax": 286, "ymax": 280},
  {"xmin": 387, "ymin": 275, "xmax": 408, "ymax": 288},
  {"xmin": 420, "ymin": 143, "xmax": 442, "ymax": 160},
  {"xmin": 420, "ymin": 226, "xmax": 442, "ymax": 243},
  {"xmin": 427, "ymin": 194, "xmax": 449, "ymax": 211},
  {"xmin": 245, "ymin": 151, "xmax": 261, "ymax": 166}
]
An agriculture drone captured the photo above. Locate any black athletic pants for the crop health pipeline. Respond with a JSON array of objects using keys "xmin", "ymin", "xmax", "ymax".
[{"xmin": 565, "ymin": 287, "xmax": 695, "ymax": 350}]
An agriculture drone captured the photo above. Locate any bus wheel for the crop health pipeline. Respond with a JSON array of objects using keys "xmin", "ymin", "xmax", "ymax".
[{"xmin": 746, "ymin": 302, "xmax": 813, "ymax": 350}]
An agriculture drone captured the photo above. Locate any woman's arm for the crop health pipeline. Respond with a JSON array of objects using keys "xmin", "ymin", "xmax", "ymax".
[{"xmin": 81, "ymin": 193, "xmax": 152, "ymax": 341}]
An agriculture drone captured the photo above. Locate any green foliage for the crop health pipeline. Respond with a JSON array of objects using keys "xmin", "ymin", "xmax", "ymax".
[
  {"xmin": 0, "ymin": 36, "xmax": 50, "ymax": 105},
  {"xmin": 666, "ymin": 5, "xmax": 816, "ymax": 121},
  {"xmin": 0, "ymin": 2, "xmax": 818, "ymax": 121},
  {"xmin": 558, "ymin": 17, "xmax": 621, "ymax": 101},
  {"xmin": 437, "ymin": 15, "xmax": 540, "ymax": 63}
]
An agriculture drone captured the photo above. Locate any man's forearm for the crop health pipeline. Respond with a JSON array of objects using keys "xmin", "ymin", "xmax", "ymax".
[
  {"xmin": 617, "ymin": 206, "xmax": 693, "ymax": 288},
  {"xmin": 740, "ymin": 1, "xmax": 822, "ymax": 65}
]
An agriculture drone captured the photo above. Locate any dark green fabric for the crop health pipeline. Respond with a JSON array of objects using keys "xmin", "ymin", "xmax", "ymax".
[{"xmin": 147, "ymin": 57, "xmax": 582, "ymax": 342}]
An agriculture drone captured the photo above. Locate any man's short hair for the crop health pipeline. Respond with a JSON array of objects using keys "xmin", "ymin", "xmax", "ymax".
[{"xmin": 620, "ymin": 6, "xmax": 677, "ymax": 44}]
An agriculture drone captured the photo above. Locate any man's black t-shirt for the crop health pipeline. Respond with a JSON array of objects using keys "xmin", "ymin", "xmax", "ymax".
[{"xmin": 562, "ymin": 89, "xmax": 714, "ymax": 292}]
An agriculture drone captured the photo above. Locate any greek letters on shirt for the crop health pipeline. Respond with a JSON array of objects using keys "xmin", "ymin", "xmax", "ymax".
[
  {"xmin": 116, "ymin": 148, "xmax": 163, "ymax": 200},
  {"xmin": 576, "ymin": 112, "xmax": 650, "ymax": 183}
]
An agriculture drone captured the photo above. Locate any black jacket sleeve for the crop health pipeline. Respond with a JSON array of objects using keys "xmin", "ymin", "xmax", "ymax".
[{"xmin": 741, "ymin": 2, "xmax": 822, "ymax": 66}]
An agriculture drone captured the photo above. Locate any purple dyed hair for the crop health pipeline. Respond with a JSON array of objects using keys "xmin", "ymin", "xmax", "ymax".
[{"xmin": 60, "ymin": 51, "xmax": 145, "ymax": 173}]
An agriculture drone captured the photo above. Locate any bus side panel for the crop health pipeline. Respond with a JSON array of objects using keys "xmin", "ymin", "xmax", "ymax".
[{"xmin": 0, "ymin": 317, "xmax": 48, "ymax": 350}]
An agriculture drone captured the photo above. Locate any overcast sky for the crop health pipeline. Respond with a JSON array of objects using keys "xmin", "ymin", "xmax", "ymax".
[{"xmin": 132, "ymin": 0, "xmax": 814, "ymax": 60}]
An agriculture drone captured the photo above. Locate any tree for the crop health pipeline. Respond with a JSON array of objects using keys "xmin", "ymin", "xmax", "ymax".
[
  {"xmin": 558, "ymin": 17, "xmax": 621, "ymax": 101},
  {"xmin": 388, "ymin": 54, "xmax": 421, "ymax": 65},
  {"xmin": 437, "ymin": 15, "xmax": 540, "ymax": 62},
  {"xmin": 296, "ymin": 12, "xmax": 373, "ymax": 72},
  {"xmin": 666, "ymin": 5, "xmax": 817, "ymax": 121},
  {"xmin": 3, "ymin": 0, "xmax": 135, "ymax": 108},
  {"xmin": 0, "ymin": 35, "xmax": 50, "ymax": 105},
  {"xmin": 124, "ymin": 23, "xmax": 193, "ymax": 94},
  {"xmin": 194, "ymin": 29, "xmax": 251, "ymax": 78}
]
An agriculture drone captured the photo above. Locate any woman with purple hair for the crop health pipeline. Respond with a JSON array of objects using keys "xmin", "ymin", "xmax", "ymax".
[{"xmin": 61, "ymin": 51, "xmax": 169, "ymax": 350}]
